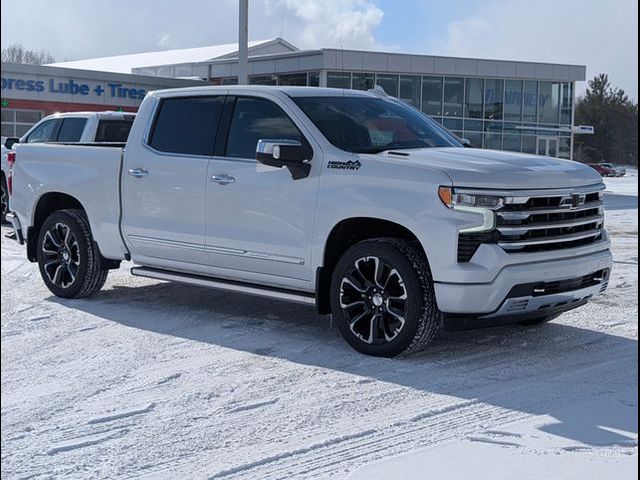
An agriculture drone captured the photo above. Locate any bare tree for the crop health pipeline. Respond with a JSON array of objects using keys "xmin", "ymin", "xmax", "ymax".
[{"xmin": 2, "ymin": 44, "xmax": 55, "ymax": 65}]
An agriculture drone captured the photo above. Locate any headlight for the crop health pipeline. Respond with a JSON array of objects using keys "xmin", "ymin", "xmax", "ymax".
[
  {"xmin": 438, "ymin": 186, "xmax": 503, "ymax": 233},
  {"xmin": 438, "ymin": 187, "xmax": 504, "ymax": 209}
]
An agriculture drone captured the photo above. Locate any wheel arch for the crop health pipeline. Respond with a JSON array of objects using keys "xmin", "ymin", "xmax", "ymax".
[
  {"xmin": 27, "ymin": 192, "xmax": 86, "ymax": 262},
  {"xmin": 315, "ymin": 217, "xmax": 429, "ymax": 314}
]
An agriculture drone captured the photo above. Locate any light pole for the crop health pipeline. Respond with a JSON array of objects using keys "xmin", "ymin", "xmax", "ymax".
[{"xmin": 238, "ymin": 0, "xmax": 249, "ymax": 85}]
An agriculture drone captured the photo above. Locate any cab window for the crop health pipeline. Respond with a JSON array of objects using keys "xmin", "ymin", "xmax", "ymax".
[
  {"xmin": 225, "ymin": 97, "xmax": 307, "ymax": 159},
  {"xmin": 26, "ymin": 119, "xmax": 61, "ymax": 143}
]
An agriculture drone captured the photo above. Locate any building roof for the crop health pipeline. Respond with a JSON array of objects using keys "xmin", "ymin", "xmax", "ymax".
[{"xmin": 47, "ymin": 38, "xmax": 297, "ymax": 74}]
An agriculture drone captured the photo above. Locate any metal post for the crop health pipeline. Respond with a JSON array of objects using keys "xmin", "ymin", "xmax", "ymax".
[{"xmin": 238, "ymin": 0, "xmax": 249, "ymax": 85}]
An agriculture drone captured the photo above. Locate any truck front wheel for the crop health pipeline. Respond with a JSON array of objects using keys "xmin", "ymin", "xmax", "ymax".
[
  {"xmin": 330, "ymin": 238, "xmax": 441, "ymax": 357},
  {"xmin": 36, "ymin": 209, "xmax": 108, "ymax": 298}
]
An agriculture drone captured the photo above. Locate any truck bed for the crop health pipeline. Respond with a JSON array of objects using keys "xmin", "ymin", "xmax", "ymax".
[{"xmin": 10, "ymin": 142, "xmax": 128, "ymax": 260}]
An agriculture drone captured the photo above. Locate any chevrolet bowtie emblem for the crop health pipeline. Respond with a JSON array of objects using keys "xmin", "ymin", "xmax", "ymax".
[{"xmin": 571, "ymin": 194, "xmax": 586, "ymax": 208}]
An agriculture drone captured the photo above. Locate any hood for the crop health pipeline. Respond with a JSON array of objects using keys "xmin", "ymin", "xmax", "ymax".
[{"xmin": 373, "ymin": 147, "xmax": 602, "ymax": 190}]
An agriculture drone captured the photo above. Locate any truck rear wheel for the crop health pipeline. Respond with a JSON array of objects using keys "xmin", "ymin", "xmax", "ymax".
[
  {"xmin": 330, "ymin": 238, "xmax": 441, "ymax": 357},
  {"xmin": 37, "ymin": 209, "xmax": 108, "ymax": 298}
]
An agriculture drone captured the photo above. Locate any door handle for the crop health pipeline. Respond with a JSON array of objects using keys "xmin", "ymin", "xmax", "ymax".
[
  {"xmin": 210, "ymin": 174, "xmax": 235, "ymax": 185},
  {"xmin": 128, "ymin": 168, "xmax": 149, "ymax": 178}
]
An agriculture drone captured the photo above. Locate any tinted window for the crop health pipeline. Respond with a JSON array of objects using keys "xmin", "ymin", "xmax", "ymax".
[
  {"xmin": 57, "ymin": 118, "xmax": 87, "ymax": 142},
  {"xmin": 95, "ymin": 119, "xmax": 134, "ymax": 142},
  {"xmin": 226, "ymin": 97, "xmax": 304, "ymax": 159},
  {"xmin": 26, "ymin": 119, "xmax": 60, "ymax": 143},
  {"xmin": 150, "ymin": 96, "xmax": 224, "ymax": 155},
  {"xmin": 293, "ymin": 96, "xmax": 461, "ymax": 153}
]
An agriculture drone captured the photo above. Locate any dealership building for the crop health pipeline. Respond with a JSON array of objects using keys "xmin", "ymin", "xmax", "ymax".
[{"xmin": 2, "ymin": 38, "xmax": 587, "ymax": 158}]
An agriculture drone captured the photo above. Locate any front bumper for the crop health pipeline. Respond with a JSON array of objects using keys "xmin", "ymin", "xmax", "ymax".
[
  {"xmin": 6, "ymin": 211, "xmax": 24, "ymax": 244},
  {"xmin": 434, "ymin": 248, "xmax": 612, "ymax": 323}
]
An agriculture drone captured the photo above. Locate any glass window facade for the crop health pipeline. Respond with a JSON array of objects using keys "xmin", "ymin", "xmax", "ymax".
[
  {"xmin": 538, "ymin": 81, "xmax": 560, "ymax": 124},
  {"xmin": 376, "ymin": 74, "xmax": 399, "ymax": 96},
  {"xmin": 443, "ymin": 77, "xmax": 463, "ymax": 117},
  {"xmin": 422, "ymin": 76, "xmax": 443, "ymax": 116},
  {"xmin": 1, "ymin": 109, "xmax": 43, "ymax": 138},
  {"xmin": 504, "ymin": 80, "xmax": 523, "ymax": 121},
  {"xmin": 484, "ymin": 79, "xmax": 503, "ymax": 120},
  {"xmin": 352, "ymin": 72, "xmax": 375, "ymax": 91},
  {"xmin": 464, "ymin": 78, "xmax": 483, "ymax": 118},
  {"xmin": 327, "ymin": 72, "xmax": 351, "ymax": 88},
  {"xmin": 399, "ymin": 75, "xmax": 420, "ymax": 107},
  {"xmin": 523, "ymin": 81, "xmax": 538, "ymax": 122}
]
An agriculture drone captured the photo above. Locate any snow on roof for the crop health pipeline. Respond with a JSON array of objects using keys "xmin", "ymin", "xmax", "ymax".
[{"xmin": 47, "ymin": 39, "xmax": 293, "ymax": 74}]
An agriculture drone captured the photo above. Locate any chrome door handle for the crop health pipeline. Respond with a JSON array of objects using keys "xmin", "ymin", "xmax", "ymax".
[
  {"xmin": 210, "ymin": 174, "xmax": 235, "ymax": 185},
  {"xmin": 128, "ymin": 168, "xmax": 149, "ymax": 178}
]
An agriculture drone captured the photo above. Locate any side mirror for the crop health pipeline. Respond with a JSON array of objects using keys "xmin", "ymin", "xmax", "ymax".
[
  {"xmin": 4, "ymin": 137, "xmax": 19, "ymax": 149},
  {"xmin": 460, "ymin": 138, "xmax": 473, "ymax": 148},
  {"xmin": 256, "ymin": 139, "xmax": 310, "ymax": 180}
]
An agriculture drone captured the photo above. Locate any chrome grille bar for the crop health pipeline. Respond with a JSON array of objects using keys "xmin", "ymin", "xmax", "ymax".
[
  {"xmin": 498, "ymin": 230, "xmax": 603, "ymax": 250},
  {"xmin": 497, "ymin": 201, "xmax": 603, "ymax": 220},
  {"xmin": 497, "ymin": 214, "xmax": 604, "ymax": 234}
]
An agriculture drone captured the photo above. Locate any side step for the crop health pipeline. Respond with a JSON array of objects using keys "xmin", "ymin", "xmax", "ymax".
[{"xmin": 130, "ymin": 266, "xmax": 316, "ymax": 306}]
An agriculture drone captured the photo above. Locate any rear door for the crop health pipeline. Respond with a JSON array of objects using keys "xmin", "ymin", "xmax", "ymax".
[{"xmin": 121, "ymin": 95, "xmax": 225, "ymax": 272}]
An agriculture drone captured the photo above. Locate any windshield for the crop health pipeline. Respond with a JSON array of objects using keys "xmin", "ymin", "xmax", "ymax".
[{"xmin": 292, "ymin": 95, "xmax": 462, "ymax": 153}]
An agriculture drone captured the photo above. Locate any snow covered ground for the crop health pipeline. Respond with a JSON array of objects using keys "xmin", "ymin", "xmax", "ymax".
[{"xmin": 1, "ymin": 172, "xmax": 637, "ymax": 479}]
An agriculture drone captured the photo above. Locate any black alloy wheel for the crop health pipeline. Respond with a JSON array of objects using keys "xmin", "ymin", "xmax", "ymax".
[{"xmin": 331, "ymin": 238, "xmax": 441, "ymax": 357}]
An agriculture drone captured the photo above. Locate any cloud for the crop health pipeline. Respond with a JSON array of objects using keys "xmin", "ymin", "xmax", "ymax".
[
  {"xmin": 157, "ymin": 34, "xmax": 173, "ymax": 49},
  {"xmin": 266, "ymin": 0, "xmax": 385, "ymax": 49},
  {"xmin": 433, "ymin": 0, "xmax": 638, "ymax": 99}
]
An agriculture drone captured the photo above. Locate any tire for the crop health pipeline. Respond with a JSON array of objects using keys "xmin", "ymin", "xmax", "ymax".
[
  {"xmin": 518, "ymin": 313, "xmax": 561, "ymax": 327},
  {"xmin": 330, "ymin": 238, "xmax": 441, "ymax": 357},
  {"xmin": 1, "ymin": 175, "xmax": 8, "ymax": 224},
  {"xmin": 36, "ymin": 209, "xmax": 108, "ymax": 298}
]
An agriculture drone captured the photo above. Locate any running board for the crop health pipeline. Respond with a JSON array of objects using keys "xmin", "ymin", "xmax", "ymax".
[{"xmin": 130, "ymin": 266, "xmax": 316, "ymax": 306}]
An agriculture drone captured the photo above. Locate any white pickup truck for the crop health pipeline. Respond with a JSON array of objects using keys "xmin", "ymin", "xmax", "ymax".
[
  {"xmin": 1, "ymin": 111, "xmax": 135, "ymax": 220},
  {"xmin": 7, "ymin": 86, "xmax": 612, "ymax": 356}
]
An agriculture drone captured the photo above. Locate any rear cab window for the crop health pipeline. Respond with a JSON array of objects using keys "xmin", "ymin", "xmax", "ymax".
[
  {"xmin": 57, "ymin": 118, "xmax": 87, "ymax": 142},
  {"xmin": 95, "ymin": 119, "xmax": 134, "ymax": 142}
]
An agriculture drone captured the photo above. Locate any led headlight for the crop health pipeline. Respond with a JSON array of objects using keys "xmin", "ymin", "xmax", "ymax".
[{"xmin": 438, "ymin": 186, "xmax": 504, "ymax": 232}]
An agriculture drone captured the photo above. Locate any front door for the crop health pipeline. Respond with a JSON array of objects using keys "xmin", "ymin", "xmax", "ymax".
[
  {"xmin": 536, "ymin": 136, "xmax": 558, "ymax": 157},
  {"xmin": 121, "ymin": 95, "xmax": 225, "ymax": 271},
  {"xmin": 205, "ymin": 95, "xmax": 318, "ymax": 287}
]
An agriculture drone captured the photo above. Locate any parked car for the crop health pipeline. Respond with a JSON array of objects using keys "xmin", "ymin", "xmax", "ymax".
[
  {"xmin": 6, "ymin": 86, "xmax": 612, "ymax": 357},
  {"xmin": 599, "ymin": 163, "xmax": 626, "ymax": 177},
  {"xmin": 1, "ymin": 111, "xmax": 135, "ymax": 222},
  {"xmin": 587, "ymin": 163, "xmax": 616, "ymax": 177}
]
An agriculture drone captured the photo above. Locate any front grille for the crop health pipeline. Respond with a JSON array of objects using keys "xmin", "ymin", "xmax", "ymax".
[
  {"xmin": 457, "ymin": 185, "xmax": 605, "ymax": 262},
  {"xmin": 496, "ymin": 187, "xmax": 604, "ymax": 253}
]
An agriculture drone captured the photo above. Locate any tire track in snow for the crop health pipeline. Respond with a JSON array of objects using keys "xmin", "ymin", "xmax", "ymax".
[{"xmin": 202, "ymin": 349, "xmax": 636, "ymax": 480}]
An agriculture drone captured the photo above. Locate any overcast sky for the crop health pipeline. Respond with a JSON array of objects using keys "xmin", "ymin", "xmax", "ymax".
[{"xmin": 1, "ymin": 0, "xmax": 637, "ymax": 99}]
